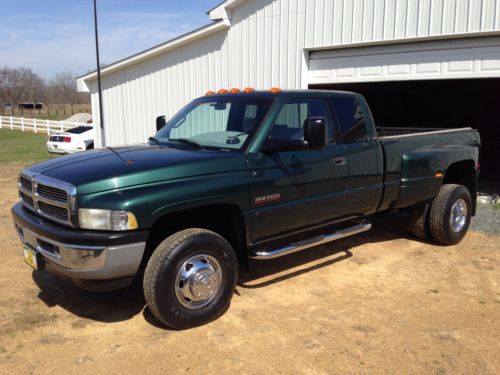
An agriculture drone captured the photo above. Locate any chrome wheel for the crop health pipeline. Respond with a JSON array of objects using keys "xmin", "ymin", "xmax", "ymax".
[
  {"xmin": 450, "ymin": 198, "xmax": 467, "ymax": 233},
  {"xmin": 174, "ymin": 254, "xmax": 222, "ymax": 309}
]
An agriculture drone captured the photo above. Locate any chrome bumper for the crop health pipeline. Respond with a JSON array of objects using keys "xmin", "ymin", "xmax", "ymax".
[{"xmin": 14, "ymin": 222, "xmax": 145, "ymax": 281}]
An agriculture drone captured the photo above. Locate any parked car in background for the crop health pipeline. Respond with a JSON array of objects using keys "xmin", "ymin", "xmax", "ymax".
[{"xmin": 47, "ymin": 125, "xmax": 94, "ymax": 154}]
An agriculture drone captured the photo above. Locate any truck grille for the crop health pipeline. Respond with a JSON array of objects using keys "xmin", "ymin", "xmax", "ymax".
[{"xmin": 18, "ymin": 171, "xmax": 76, "ymax": 227}]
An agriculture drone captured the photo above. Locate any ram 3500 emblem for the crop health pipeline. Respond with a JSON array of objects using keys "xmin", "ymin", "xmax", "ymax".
[{"xmin": 254, "ymin": 193, "xmax": 281, "ymax": 205}]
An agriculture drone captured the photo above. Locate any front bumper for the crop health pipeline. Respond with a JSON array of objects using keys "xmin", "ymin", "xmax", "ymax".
[{"xmin": 12, "ymin": 202, "xmax": 148, "ymax": 291}]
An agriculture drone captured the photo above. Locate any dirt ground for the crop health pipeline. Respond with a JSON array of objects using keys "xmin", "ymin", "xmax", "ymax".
[{"xmin": 1, "ymin": 163, "xmax": 499, "ymax": 374}]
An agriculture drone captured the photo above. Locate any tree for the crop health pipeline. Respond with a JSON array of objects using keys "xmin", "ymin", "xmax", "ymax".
[{"xmin": 51, "ymin": 71, "xmax": 80, "ymax": 111}]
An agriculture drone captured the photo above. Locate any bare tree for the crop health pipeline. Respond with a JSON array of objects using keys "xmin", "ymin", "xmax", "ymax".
[{"xmin": 51, "ymin": 71, "xmax": 80, "ymax": 111}]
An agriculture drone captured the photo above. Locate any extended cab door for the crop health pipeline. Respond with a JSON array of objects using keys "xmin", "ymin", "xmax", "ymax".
[
  {"xmin": 248, "ymin": 97, "xmax": 349, "ymax": 245},
  {"xmin": 329, "ymin": 95, "xmax": 383, "ymax": 216}
]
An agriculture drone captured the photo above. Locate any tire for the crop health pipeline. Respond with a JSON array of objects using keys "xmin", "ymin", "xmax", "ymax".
[
  {"xmin": 143, "ymin": 228, "xmax": 238, "ymax": 329},
  {"xmin": 86, "ymin": 143, "xmax": 94, "ymax": 150},
  {"xmin": 429, "ymin": 184, "xmax": 472, "ymax": 245},
  {"xmin": 410, "ymin": 203, "xmax": 432, "ymax": 241}
]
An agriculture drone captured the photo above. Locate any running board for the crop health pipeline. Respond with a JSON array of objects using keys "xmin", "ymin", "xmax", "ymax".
[{"xmin": 249, "ymin": 221, "xmax": 371, "ymax": 260}]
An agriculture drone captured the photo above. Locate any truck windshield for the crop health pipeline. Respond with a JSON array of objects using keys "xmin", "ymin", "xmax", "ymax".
[{"xmin": 155, "ymin": 96, "xmax": 275, "ymax": 150}]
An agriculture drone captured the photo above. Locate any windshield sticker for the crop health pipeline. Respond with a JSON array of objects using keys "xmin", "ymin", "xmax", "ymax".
[{"xmin": 254, "ymin": 193, "xmax": 281, "ymax": 205}]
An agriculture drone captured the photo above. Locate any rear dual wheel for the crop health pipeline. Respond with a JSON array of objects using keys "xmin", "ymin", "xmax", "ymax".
[{"xmin": 410, "ymin": 184, "xmax": 472, "ymax": 245}]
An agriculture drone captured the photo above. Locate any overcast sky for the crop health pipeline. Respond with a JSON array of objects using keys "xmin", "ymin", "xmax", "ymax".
[{"xmin": 0, "ymin": 0, "xmax": 222, "ymax": 79}]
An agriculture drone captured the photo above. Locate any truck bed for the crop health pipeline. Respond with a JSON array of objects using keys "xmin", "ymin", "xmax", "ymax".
[{"xmin": 376, "ymin": 127, "xmax": 480, "ymax": 212}]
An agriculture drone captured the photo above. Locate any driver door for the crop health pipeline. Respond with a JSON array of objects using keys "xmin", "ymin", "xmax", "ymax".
[{"xmin": 248, "ymin": 97, "xmax": 349, "ymax": 245}]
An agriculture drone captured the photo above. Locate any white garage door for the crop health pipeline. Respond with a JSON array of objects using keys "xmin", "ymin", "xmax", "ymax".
[{"xmin": 308, "ymin": 37, "xmax": 500, "ymax": 84}]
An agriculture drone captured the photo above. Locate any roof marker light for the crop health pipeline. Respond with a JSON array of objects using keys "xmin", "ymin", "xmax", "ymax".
[
  {"xmin": 242, "ymin": 87, "xmax": 255, "ymax": 93},
  {"xmin": 270, "ymin": 87, "xmax": 282, "ymax": 93},
  {"xmin": 230, "ymin": 88, "xmax": 241, "ymax": 93},
  {"xmin": 205, "ymin": 90, "xmax": 215, "ymax": 96},
  {"xmin": 217, "ymin": 89, "xmax": 229, "ymax": 94}
]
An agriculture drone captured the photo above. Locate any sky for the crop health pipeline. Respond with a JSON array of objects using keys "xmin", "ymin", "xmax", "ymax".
[{"xmin": 0, "ymin": 0, "xmax": 222, "ymax": 80}]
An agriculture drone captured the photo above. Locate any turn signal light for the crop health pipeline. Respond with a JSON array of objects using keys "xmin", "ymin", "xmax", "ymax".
[
  {"xmin": 229, "ymin": 88, "xmax": 241, "ymax": 93},
  {"xmin": 205, "ymin": 90, "xmax": 216, "ymax": 96},
  {"xmin": 217, "ymin": 89, "xmax": 229, "ymax": 94},
  {"xmin": 243, "ymin": 87, "xmax": 255, "ymax": 93},
  {"xmin": 270, "ymin": 87, "xmax": 282, "ymax": 93}
]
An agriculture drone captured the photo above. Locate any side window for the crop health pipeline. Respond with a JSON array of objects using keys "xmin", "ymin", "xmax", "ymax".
[
  {"xmin": 331, "ymin": 97, "xmax": 369, "ymax": 143},
  {"xmin": 270, "ymin": 98, "xmax": 334, "ymax": 141}
]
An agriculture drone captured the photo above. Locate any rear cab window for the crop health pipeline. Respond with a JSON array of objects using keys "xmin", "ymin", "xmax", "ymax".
[{"xmin": 330, "ymin": 96, "xmax": 369, "ymax": 143}]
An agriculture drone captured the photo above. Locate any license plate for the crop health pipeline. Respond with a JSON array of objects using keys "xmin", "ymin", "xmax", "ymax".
[{"xmin": 23, "ymin": 245, "xmax": 38, "ymax": 270}]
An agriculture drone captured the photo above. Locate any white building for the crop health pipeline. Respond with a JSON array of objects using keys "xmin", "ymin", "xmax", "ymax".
[{"xmin": 77, "ymin": 0, "xmax": 500, "ymax": 179}]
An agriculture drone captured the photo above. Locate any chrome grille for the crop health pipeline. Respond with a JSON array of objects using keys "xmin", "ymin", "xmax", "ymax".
[
  {"xmin": 18, "ymin": 170, "xmax": 76, "ymax": 227},
  {"xmin": 19, "ymin": 191, "xmax": 34, "ymax": 207},
  {"xmin": 37, "ymin": 184, "xmax": 67, "ymax": 202},
  {"xmin": 38, "ymin": 201, "xmax": 68, "ymax": 221},
  {"xmin": 20, "ymin": 177, "xmax": 32, "ymax": 191}
]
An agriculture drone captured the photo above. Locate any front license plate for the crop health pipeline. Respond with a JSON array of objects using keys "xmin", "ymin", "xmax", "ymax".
[{"xmin": 23, "ymin": 245, "xmax": 38, "ymax": 270}]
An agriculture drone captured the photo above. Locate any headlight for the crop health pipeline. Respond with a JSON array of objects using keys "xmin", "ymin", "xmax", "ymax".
[{"xmin": 79, "ymin": 209, "xmax": 138, "ymax": 231}]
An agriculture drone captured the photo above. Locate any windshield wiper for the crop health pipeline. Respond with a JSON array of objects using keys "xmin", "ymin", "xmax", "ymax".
[
  {"xmin": 168, "ymin": 138, "xmax": 203, "ymax": 149},
  {"xmin": 148, "ymin": 136, "xmax": 160, "ymax": 145}
]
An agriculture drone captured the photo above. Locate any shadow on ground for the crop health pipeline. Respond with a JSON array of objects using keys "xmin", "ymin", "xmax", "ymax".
[
  {"xmin": 33, "ymin": 271, "xmax": 145, "ymax": 323},
  {"xmin": 31, "ymin": 212, "xmax": 419, "ymax": 324}
]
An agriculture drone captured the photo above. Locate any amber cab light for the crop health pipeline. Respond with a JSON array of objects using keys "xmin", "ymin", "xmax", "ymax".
[
  {"xmin": 217, "ymin": 89, "xmax": 229, "ymax": 94},
  {"xmin": 242, "ymin": 87, "xmax": 255, "ymax": 93},
  {"xmin": 270, "ymin": 87, "xmax": 282, "ymax": 93},
  {"xmin": 229, "ymin": 88, "xmax": 241, "ymax": 93},
  {"xmin": 205, "ymin": 90, "xmax": 216, "ymax": 96}
]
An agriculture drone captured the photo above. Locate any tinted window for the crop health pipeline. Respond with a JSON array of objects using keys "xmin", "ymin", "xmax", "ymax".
[
  {"xmin": 331, "ymin": 97, "xmax": 368, "ymax": 143},
  {"xmin": 271, "ymin": 98, "xmax": 333, "ymax": 140},
  {"xmin": 67, "ymin": 126, "xmax": 93, "ymax": 134}
]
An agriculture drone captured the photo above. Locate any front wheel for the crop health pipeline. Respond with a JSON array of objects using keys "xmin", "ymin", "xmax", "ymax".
[
  {"xmin": 143, "ymin": 228, "xmax": 238, "ymax": 329},
  {"xmin": 429, "ymin": 184, "xmax": 472, "ymax": 245}
]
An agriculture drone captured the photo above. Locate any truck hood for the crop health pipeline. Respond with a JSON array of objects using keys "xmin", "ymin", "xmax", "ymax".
[{"xmin": 26, "ymin": 145, "xmax": 247, "ymax": 195}]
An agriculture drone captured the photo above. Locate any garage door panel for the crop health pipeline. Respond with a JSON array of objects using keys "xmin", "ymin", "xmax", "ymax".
[{"xmin": 309, "ymin": 37, "xmax": 500, "ymax": 84}]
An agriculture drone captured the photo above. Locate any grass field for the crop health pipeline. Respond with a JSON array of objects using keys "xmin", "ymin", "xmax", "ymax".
[{"xmin": 0, "ymin": 129, "xmax": 58, "ymax": 164}]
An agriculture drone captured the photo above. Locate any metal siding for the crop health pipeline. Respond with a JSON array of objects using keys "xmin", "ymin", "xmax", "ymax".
[{"xmin": 90, "ymin": 0, "xmax": 500, "ymax": 147}]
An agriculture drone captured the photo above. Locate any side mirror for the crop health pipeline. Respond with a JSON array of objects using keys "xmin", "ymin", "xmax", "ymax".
[
  {"xmin": 304, "ymin": 117, "xmax": 328, "ymax": 150},
  {"xmin": 156, "ymin": 115, "xmax": 166, "ymax": 131}
]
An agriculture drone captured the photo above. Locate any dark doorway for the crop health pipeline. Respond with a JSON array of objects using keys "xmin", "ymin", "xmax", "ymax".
[{"xmin": 310, "ymin": 79, "xmax": 500, "ymax": 188}]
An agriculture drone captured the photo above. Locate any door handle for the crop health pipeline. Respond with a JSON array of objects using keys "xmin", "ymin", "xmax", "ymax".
[{"xmin": 333, "ymin": 157, "xmax": 346, "ymax": 166}]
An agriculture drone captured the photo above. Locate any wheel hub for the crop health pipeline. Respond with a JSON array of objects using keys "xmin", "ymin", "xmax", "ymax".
[
  {"xmin": 175, "ymin": 255, "xmax": 222, "ymax": 309},
  {"xmin": 450, "ymin": 198, "xmax": 467, "ymax": 232}
]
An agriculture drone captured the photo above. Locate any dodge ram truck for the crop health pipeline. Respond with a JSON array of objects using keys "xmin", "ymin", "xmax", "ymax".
[{"xmin": 12, "ymin": 89, "xmax": 480, "ymax": 329}]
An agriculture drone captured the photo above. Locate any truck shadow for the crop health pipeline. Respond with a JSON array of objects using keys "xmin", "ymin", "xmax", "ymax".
[
  {"xmin": 32, "ymin": 271, "xmax": 145, "ymax": 323},
  {"xmin": 31, "ymin": 212, "xmax": 422, "ymax": 324},
  {"xmin": 238, "ymin": 211, "xmax": 423, "ymax": 288}
]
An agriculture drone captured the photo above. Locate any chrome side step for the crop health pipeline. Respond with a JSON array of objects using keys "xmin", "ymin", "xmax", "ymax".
[{"xmin": 249, "ymin": 221, "xmax": 371, "ymax": 260}]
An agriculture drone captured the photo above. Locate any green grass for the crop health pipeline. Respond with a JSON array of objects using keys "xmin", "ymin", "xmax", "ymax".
[{"xmin": 0, "ymin": 129, "xmax": 59, "ymax": 164}]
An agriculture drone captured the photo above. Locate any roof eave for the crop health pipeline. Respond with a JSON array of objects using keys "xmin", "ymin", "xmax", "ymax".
[{"xmin": 76, "ymin": 19, "xmax": 231, "ymax": 92}]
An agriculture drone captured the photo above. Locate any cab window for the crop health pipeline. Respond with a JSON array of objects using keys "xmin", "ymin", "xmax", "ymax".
[
  {"xmin": 331, "ymin": 97, "xmax": 369, "ymax": 143},
  {"xmin": 270, "ymin": 98, "xmax": 334, "ymax": 141}
]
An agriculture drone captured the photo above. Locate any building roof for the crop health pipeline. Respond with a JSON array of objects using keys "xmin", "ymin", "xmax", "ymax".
[{"xmin": 77, "ymin": 0, "xmax": 248, "ymax": 92}]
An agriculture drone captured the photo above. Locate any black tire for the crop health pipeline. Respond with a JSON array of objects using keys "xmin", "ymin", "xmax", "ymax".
[
  {"xmin": 429, "ymin": 184, "xmax": 472, "ymax": 245},
  {"xmin": 143, "ymin": 228, "xmax": 238, "ymax": 329},
  {"xmin": 86, "ymin": 143, "xmax": 94, "ymax": 150},
  {"xmin": 410, "ymin": 203, "xmax": 432, "ymax": 241}
]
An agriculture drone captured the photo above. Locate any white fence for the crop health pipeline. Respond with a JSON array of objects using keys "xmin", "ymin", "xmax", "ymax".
[{"xmin": 0, "ymin": 116, "xmax": 92, "ymax": 134}]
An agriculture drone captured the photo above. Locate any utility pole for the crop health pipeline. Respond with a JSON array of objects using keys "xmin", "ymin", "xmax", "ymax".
[{"xmin": 93, "ymin": 0, "xmax": 105, "ymax": 146}]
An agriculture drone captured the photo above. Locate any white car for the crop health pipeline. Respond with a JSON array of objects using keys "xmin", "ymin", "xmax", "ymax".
[{"xmin": 47, "ymin": 125, "xmax": 95, "ymax": 154}]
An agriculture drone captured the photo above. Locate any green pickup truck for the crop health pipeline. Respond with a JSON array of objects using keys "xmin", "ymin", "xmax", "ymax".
[{"xmin": 12, "ymin": 90, "xmax": 480, "ymax": 329}]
